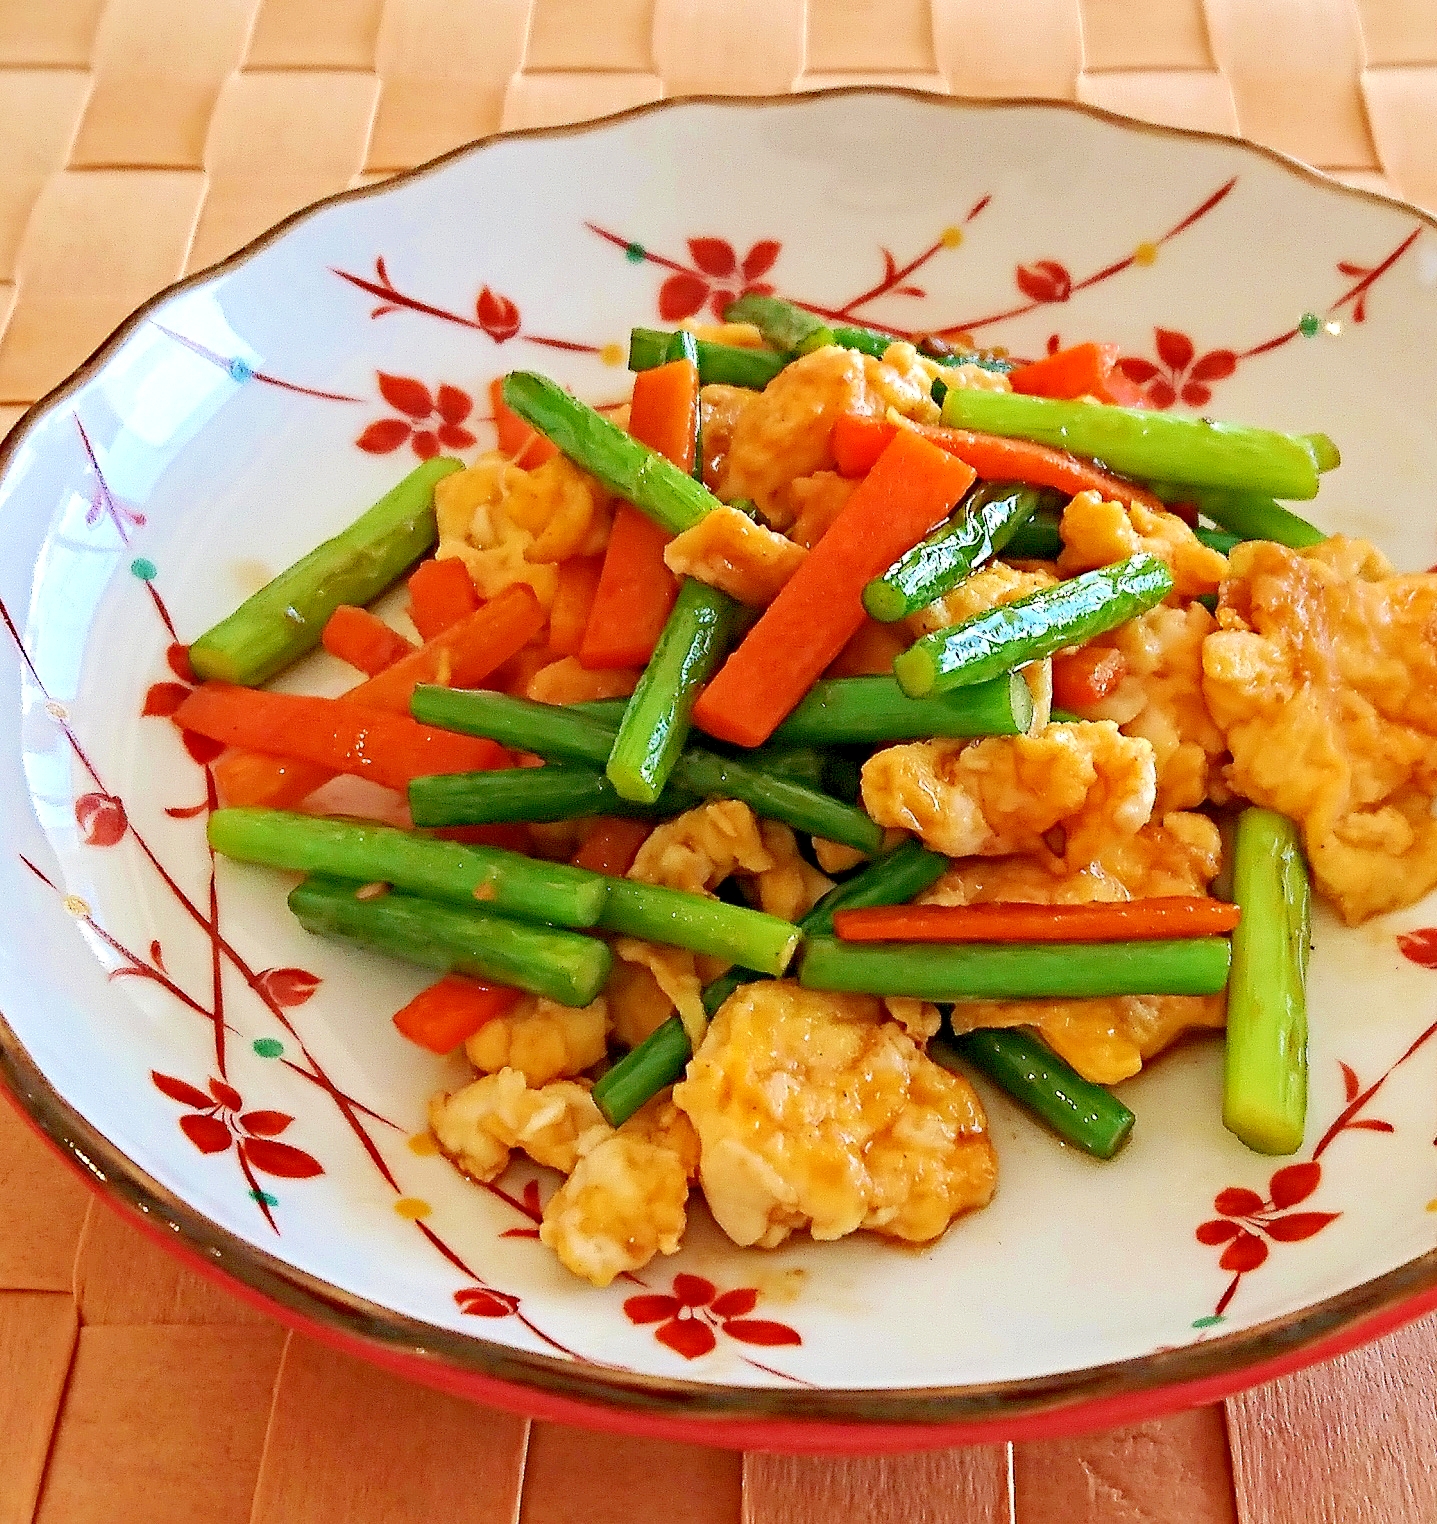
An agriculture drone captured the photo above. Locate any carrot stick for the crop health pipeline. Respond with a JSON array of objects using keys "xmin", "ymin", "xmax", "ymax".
[
  {"xmin": 833, "ymin": 898, "xmax": 1241, "ymax": 943},
  {"xmin": 693, "ymin": 429, "xmax": 975, "ymax": 747},
  {"xmin": 829, "ymin": 414, "xmax": 1166, "ymax": 514},
  {"xmin": 572, "ymin": 817, "xmax": 652, "ymax": 876},
  {"xmin": 626, "ymin": 357, "xmax": 699, "ymax": 473},
  {"xmin": 212, "ymin": 750, "xmax": 334, "ymax": 810},
  {"xmin": 548, "ymin": 555, "xmax": 604, "ymax": 657},
  {"xmin": 392, "ymin": 974, "xmax": 522, "ymax": 1054},
  {"xmin": 175, "ymin": 683, "xmax": 505, "ymax": 793},
  {"xmin": 1051, "ymin": 647, "xmax": 1129, "ymax": 710},
  {"xmin": 321, "ymin": 605, "xmax": 416, "ymax": 676},
  {"xmin": 1009, "ymin": 342, "xmax": 1147, "ymax": 408},
  {"xmin": 490, "ymin": 376, "xmax": 557, "ymax": 468},
  {"xmin": 407, "ymin": 556, "xmax": 480, "ymax": 641},
  {"xmin": 579, "ymin": 361, "xmax": 698, "ymax": 670},
  {"xmin": 431, "ymin": 823, "xmax": 532, "ymax": 853}
]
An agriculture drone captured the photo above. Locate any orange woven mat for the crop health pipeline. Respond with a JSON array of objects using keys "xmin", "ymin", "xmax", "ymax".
[{"xmin": 3, "ymin": 2, "xmax": 1437, "ymax": 1520}]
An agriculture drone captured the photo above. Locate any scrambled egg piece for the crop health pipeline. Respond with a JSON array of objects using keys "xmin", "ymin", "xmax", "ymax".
[
  {"xmin": 719, "ymin": 345, "xmax": 955, "ymax": 526},
  {"xmin": 786, "ymin": 471, "xmax": 856, "ymax": 549},
  {"xmin": 1058, "ymin": 490, "xmax": 1227, "ymax": 599},
  {"xmin": 948, "ymin": 994, "xmax": 1226, "ymax": 1085},
  {"xmin": 884, "ymin": 996, "xmax": 943, "ymax": 1042},
  {"xmin": 699, "ymin": 384, "xmax": 754, "ymax": 491},
  {"xmin": 861, "ymin": 722, "xmax": 1156, "ymax": 859},
  {"xmin": 1076, "ymin": 604, "xmax": 1228, "ymax": 812},
  {"xmin": 751, "ymin": 821, "xmax": 834, "ymax": 922},
  {"xmin": 539, "ymin": 1134, "xmax": 689, "ymax": 1286},
  {"xmin": 526, "ymin": 656, "xmax": 638, "ymax": 705},
  {"xmin": 605, "ymin": 955, "xmax": 677, "ymax": 1049},
  {"xmin": 629, "ymin": 800, "xmax": 773, "ymax": 894},
  {"xmin": 464, "ymin": 996, "xmax": 609, "ymax": 1088},
  {"xmin": 905, "ymin": 560, "xmax": 1056, "ymax": 639},
  {"xmin": 1204, "ymin": 536, "xmax": 1437, "ymax": 923},
  {"xmin": 921, "ymin": 811, "xmax": 1223, "ymax": 904},
  {"xmin": 503, "ymin": 453, "xmax": 612, "ymax": 563},
  {"xmin": 673, "ymin": 982, "xmax": 996, "ymax": 1247},
  {"xmin": 429, "ymin": 1069, "xmax": 609, "ymax": 1182},
  {"xmin": 612, "ymin": 937, "xmax": 709, "ymax": 1051},
  {"xmin": 621, "ymin": 1093, "xmax": 702, "ymax": 1179},
  {"xmin": 663, "ymin": 504, "xmax": 807, "ymax": 606}
]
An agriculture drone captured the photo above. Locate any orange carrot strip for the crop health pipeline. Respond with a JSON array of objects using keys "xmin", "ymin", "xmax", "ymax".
[
  {"xmin": 548, "ymin": 555, "xmax": 605, "ymax": 657},
  {"xmin": 1051, "ymin": 647, "xmax": 1129, "ymax": 710},
  {"xmin": 174, "ymin": 684, "xmax": 504, "ymax": 793},
  {"xmin": 626, "ymin": 357, "xmax": 699, "ymax": 473},
  {"xmin": 490, "ymin": 376, "xmax": 557, "ymax": 468},
  {"xmin": 407, "ymin": 557, "xmax": 480, "ymax": 642},
  {"xmin": 392, "ymin": 975, "xmax": 522, "ymax": 1054},
  {"xmin": 829, "ymin": 414, "xmax": 1166, "ymax": 514},
  {"xmin": 578, "ymin": 361, "xmax": 699, "ymax": 671},
  {"xmin": 213, "ymin": 750, "xmax": 333, "ymax": 809},
  {"xmin": 572, "ymin": 817, "xmax": 652, "ymax": 876},
  {"xmin": 321, "ymin": 605, "xmax": 416, "ymax": 676},
  {"xmin": 833, "ymin": 898, "xmax": 1241, "ymax": 944},
  {"xmin": 431, "ymin": 823, "xmax": 532, "ymax": 853},
  {"xmin": 826, "ymin": 617, "xmax": 910, "ymax": 678},
  {"xmin": 1009, "ymin": 342, "xmax": 1147, "ymax": 408},
  {"xmin": 693, "ymin": 430, "xmax": 975, "ymax": 747}
]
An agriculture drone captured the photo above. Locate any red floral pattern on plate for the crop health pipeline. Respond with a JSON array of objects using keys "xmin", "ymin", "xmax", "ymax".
[
  {"xmin": 625, "ymin": 1273, "xmax": 801, "ymax": 1361},
  {"xmin": 357, "ymin": 373, "xmax": 477, "ymax": 458},
  {"xmin": 1119, "ymin": 329, "xmax": 1238, "ymax": 409}
]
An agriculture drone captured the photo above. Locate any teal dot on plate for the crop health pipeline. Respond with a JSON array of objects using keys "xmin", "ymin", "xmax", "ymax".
[
  {"xmin": 229, "ymin": 357, "xmax": 254, "ymax": 382},
  {"xmin": 1191, "ymin": 1314, "xmax": 1225, "ymax": 1329},
  {"xmin": 130, "ymin": 557, "xmax": 157, "ymax": 581},
  {"xmin": 624, "ymin": 242, "xmax": 646, "ymax": 264},
  {"xmin": 252, "ymin": 1037, "xmax": 283, "ymax": 1059},
  {"xmin": 1298, "ymin": 312, "xmax": 1321, "ymax": 338},
  {"xmin": 251, "ymin": 1188, "xmax": 279, "ymax": 1208}
]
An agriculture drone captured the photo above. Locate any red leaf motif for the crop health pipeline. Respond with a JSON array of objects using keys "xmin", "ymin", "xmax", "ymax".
[
  {"xmin": 143, "ymin": 682, "xmax": 190, "ymax": 717},
  {"xmin": 656, "ymin": 1317, "xmax": 717, "ymax": 1360},
  {"xmin": 165, "ymin": 804, "xmax": 208, "ymax": 820},
  {"xmin": 241, "ymin": 1137, "xmax": 323, "ymax": 1179},
  {"xmin": 709, "ymin": 288, "xmax": 736, "ymax": 321},
  {"xmin": 411, "ymin": 430, "xmax": 440, "ymax": 461},
  {"xmin": 1046, "ymin": 333, "xmax": 1062, "ymax": 355},
  {"xmin": 742, "ymin": 240, "xmax": 781, "ymax": 280},
  {"xmin": 1269, "ymin": 1160, "xmax": 1321, "ymax": 1209},
  {"xmin": 209, "ymin": 1078, "xmax": 243, "ymax": 1111},
  {"xmin": 255, "ymin": 967, "xmax": 321, "ymax": 1008},
  {"xmin": 1015, "ymin": 260, "xmax": 1071, "ymax": 304},
  {"xmin": 895, "ymin": 285, "xmax": 925, "ymax": 298},
  {"xmin": 1155, "ymin": 328, "xmax": 1195, "ymax": 373},
  {"xmin": 150, "ymin": 939, "xmax": 165, "ymax": 969},
  {"xmin": 1189, "ymin": 349, "xmax": 1237, "ymax": 382},
  {"xmin": 1397, "ymin": 929, "xmax": 1437, "ymax": 968},
  {"xmin": 501, "ymin": 1226, "xmax": 540, "ymax": 1239},
  {"xmin": 1196, "ymin": 1219, "xmax": 1241, "ymax": 1245},
  {"xmin": 180, "ymin": 1113, "xmax": 232, "ymax": 1154},
  {"xmin": 181, "ymin": 730, "xmax": 226, "ymax": 765},
  {"xmin": 240, "ymin": 1111, "xmax": 293, "ymax": 1137},
  {"xmin": 689, "ymin": 238, "xmax": 737, "ymax": 277},
  {"xmin": 1117, "ymin": 357, "xmax": 1161, "ymax": 383},
  {"xmin": 1337, "ymin": 261, "xmax": 1368, "ymax": 277},
  {"xmin": 624, "ymin": 1294, "xmax": 680, "ymax": 1325},
  {"xmin": 658, "ymin": 272, "xmax": 710, "ymax": 322},
  {"xmin": 152, "ymin": 1071, "xmax": 214, "ymax": 1110},
  {"xmin": 672, "ymin": 1273, "xmax": 716, "ymax": 1307},
  {"xmin": 1147, "ymin": 378, "xmax": 1177, "ymax": 410},
  {"xmin": 435, "ymin": 384, "xmax": 473, "ymax": 426},
  {"xmin": 436, "ymin": 424, "xmax": 476, "ymax": 451},
  {"xmin": 1262, "ymin": 1211, "xmax": 1340, "ymax": 1242},
  {"xmin": 377, "ymin": 372, "xmax": 434, "ymax": 419},
  {"xmin": 742, "ymin": 281, "xmax": 774, "ymax": 299},
  {"xmin": 1219, "ymin": 1230, "xmax": 1269, "ymax": 1272},
  {"xmin": 356, "ymin": 419, "xmax": 411, "ymax": 454},
  {"xmin": 710, "ymin": 1287, "xmax": 760, "ymax": 1319},
  {"xmin": 1180, "ymin": 383, "xmax": 1212, "ymax": 408},
  {"xmin": 1340, "ymin": 1061, "xmax": 1361, "ymax": 1101},
  {"xmin": 1215, "ymin": 1186, "xmax": 1265, "ymax": 1217},
  {"xmin": 455, "ymin": 1287, "xmax": 517, "ymax": 1317},
  {"xmin": 166, "ymin": 643, "xmax": 196, "ymax": 682},
  {"xmin": 522, "ymin": 1179, "xmax": 542, "ymax": 1216},
  {"xmin": 723, "ymin": 1319, "xmax": 802, "ymax": 1348},
  {"xmin": 76, "ymin": 792, "xmax": 128, "ymax": 847},
  {"xmin": 476, "ymin": 287, "xmax": 521, "ymax": 343},
  {"xmin": 1346, "ymin": 1118, "xmax": 1395, "ymax": 1133}
]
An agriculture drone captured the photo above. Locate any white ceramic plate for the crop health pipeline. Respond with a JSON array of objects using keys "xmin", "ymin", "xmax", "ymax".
[{"xmin": 3, "ymin": 90, "xmax": 1436, "ymax": 1449}]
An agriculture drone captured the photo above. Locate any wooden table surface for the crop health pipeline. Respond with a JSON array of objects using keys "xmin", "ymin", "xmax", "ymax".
[{"xmin": 3, "ymin": 2, "xmax": 1437, "ymax": 1520}]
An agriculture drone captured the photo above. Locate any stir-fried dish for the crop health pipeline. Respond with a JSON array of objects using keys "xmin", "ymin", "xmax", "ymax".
[{"xmin": 180, "ymin": 297, "xmax": 1437, "ymax": 1285}]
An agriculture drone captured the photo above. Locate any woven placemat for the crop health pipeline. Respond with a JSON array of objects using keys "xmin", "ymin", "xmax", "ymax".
[{"xmin": 3, "ymin": 3, "xmax": 1437, "ymax": 1521}]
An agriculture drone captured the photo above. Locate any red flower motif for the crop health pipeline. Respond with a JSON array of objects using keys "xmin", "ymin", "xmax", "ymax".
[
  {"xmin": 1015, "ymin": 260, "xmax": 1072, "ymax": 305},
  {"xmin": 1196, "ymin": 1159, "xmax": 1339, "ymax": 1316},
  {"xmin": 75, "ymin": 792, "xmax": 128, "ymax": 847},
  {"xmin": 255, "ymin": 966, "xmax": 321, "ymax": 1008},
  {"xmin": 138, "ymin": 641, "xmax": 226, "ymax": 764},
  {"xmin": 151, "ymin": 1070, "xmax": 323, "ymax": 1180},
  {"xmin": 656, "ymin": 238, "xmax": 782, "ymax": 322},
  {"xmin": 357, "ymin": 373, "xmax": 477, "ymax": 458},
  {"xmin": 476, "ymin": 287, "xmax": 521, "ymax": 343},
  {"xmin": 623, "ymin": 1273, "xmax": 801, "ymax": 1361},
  {"xmin": 455, "ymin": 1286, "xmax": 519, "ymax": 1317},
  {"xmin": 1397, "ymin": 928, "xmax": 1437, "ymax": 969},
  {"xmin": 1118, "ymin": 328, "xmax": 1238, "ymax": 410}
]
